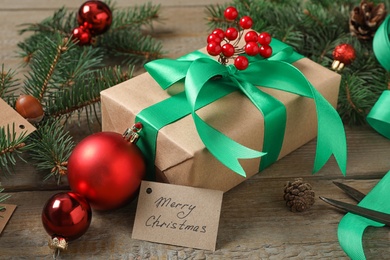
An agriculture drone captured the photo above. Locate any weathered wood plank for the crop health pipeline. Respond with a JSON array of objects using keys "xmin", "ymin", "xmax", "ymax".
[
  {"xmin": 0, "ymin": 178, "xmax": 387, "ymax": 259},
  {"xmin": 1, "ymin": 1, "xmax": 389, "ymax": 259}
]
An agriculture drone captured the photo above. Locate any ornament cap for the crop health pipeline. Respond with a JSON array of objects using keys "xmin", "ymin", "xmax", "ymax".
[
  {"xmin": 123, "ymin": 122, "xmax": 143, "ymax": 144},
  {"xmin": 49, "ymin": 236, "xmax": 68, "ymax": 259}
]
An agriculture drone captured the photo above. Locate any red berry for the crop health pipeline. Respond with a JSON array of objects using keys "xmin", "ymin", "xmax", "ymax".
[
  {"xmin": 244, "ymin": 31, "xmax": 258, "ymax": 43},
  {"xmin": 234, "ymin": 56, "xmax": 249, "ymax": 70},
  {"xmin": 72, "ymin": 26, "xmax": 92, "ymax": 45},
  {"xmin": 211, "ymin": 28, "xmax": 225, "ymax": 39},
  {"xmin": 207, "ymin": 34, "xmax": 222, "ymax": 44},
  {"xmin": 245, "ymin": 42, "xmax": 259, "ymax": 56},
  {"xmin": 224, "ymin": 6, "xmax": 238, "ymax": 21},
  {"xmin": 239, "ymin": 16, "xmax": 253, "ymax": 29},
  {"xmin": 207, "ymin": 41, "xmax": 222, "ymax": 56},
  {"xmin": 259, "ymin": 45, "xmax": 273, "ymax": 58},
  {"xmin": 258, "ymin": 32, "xmax": 272, "ymax": 45},
  {"xmin": 222, "ymin": 43, "xmax": 235, "ymax": 57},
  {"xmin": 225, "ymin": 27, "xmax": 238, "ymax": 41}
]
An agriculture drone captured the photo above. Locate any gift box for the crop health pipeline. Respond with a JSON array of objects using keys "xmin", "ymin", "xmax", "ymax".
[{"xmin": 101, "ymin": 39, "xmax": 344, "ymax": 192}]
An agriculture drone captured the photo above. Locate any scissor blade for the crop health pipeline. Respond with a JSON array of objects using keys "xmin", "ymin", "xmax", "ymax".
[
  {"xmin": 319, "ymin": 196, "xmax": 390, "ymax": 226},
  {"xmin": 333, "ymin": 181, "xmax": 366, "ymax": 202}
]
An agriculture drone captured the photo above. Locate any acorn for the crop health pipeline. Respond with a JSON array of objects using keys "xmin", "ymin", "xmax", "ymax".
[{"xmin": 15, "ymin": 94, "xmax": 44, "ymax": 124}]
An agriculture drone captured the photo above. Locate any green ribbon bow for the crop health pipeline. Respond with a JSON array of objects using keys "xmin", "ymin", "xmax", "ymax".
[
  {"xmin": 367, "ymin": 15, "xmax": 390, "ymax": 139},
  {"xmin": 339, "ymin": 15, "xmax": 390, "ymax": 260},
  {"xmin": 135, "ymin": 39, "xmax": 347, "ymax": 180}
]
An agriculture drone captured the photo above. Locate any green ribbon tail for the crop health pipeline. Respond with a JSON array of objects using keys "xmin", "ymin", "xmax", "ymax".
[
  {"xmin": 367, "ymin": 15, "xmax": 390, "ymax": 139},
  {"xmin": 367, "ymin": 90, "xmax": 390, "ymax": 139},
  {"xmin": 372, "ymin": 15, "xmax": 390, "ymax": 71},
  {"xmin": 185, "ymin": 58, "xmax": 266, "ymax": 177},
  {"xmin": 234, "ymin": 79, "xmax": 286, "ymax": 171},
  {"xmin": 240, "ymin": 60, "xmax": 347, "ymax": 175},
  {"xmin": 338, "ymin": 171, "xmax": 390, "ymax": 260}
]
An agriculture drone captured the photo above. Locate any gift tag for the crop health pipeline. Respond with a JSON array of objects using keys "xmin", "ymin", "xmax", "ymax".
[
  {"xmin": 0, "ymin": 98, "xmax": 36, "ymax": 136},
  {"xmin": 132, "ymin": 181, "xmax": 223, "ymax": 251},
  {"xmin": 0, "ymin": 204, "xmax": 17, "ymax": 234}
]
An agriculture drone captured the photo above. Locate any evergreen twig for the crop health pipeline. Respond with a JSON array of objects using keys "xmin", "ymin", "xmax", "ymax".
[
  {"xmin": 0, "ymin": 124, "xmax": 31, "ymax": 176},
  {"xmin": 0, "ymin": 188, "xmax": 11, "ymax": 212},
  {"xmin": 29, "ymin": 120, "xmax": 75, "ymax": 184},
  {"xmin": 206, "ymin": 0, "xmax": 390, "ymax": 125}
]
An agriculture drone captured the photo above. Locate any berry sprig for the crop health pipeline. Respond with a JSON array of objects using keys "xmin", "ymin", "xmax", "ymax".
[{"xmin": 206, "ymin": 6, "xmax": 273, "ymax": 70}]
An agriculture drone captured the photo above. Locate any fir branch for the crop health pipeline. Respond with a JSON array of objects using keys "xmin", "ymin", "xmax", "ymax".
[
  {"xmin": 18, "ymin": 7, "xmax": 76, "ymax": 37},
  {"xmin": 110, "ymin": 2, "xmax": 160, "ymax": 31},
  {"xmin": 101, "ymin": 30, "xmax": 163, "ymax": 64},
  {"xmin": 0, "ymin": 124, "xmax": 31, "ymax": 176},
  {"xmin": 0, "ymin": 188, "xmax": 11, "ymax": 212},
  {"xmin": 45, "ymin": 66, "xmax": 133, "ymax": 121},
  {"xmin": 206, "ymin": 0, "xmax": 390, "ymax": 125},
  {"xmin": 0, "ymin": 65, "xmax": 19, "ymax": 99},
  {"xmin": 29, "ymin": 120, "xmax": 74, "ymax": 184}
]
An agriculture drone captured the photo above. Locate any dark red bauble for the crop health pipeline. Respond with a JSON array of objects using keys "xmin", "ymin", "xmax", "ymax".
[
  {"xmin": 77, "ymin": 1, "xmax": 112, "ymax": 35},
  {"xmin": 42, "ymin": 192, "xmax": 92, "ymax": 242},
  {"xmin": 332, "ymin": 43, "xmax": 356, "ymax": 65},
  {"xmin": 72, "ymin": 26, "xmax": 92, "ymax": 45},
  {"xmin": 67, "ymin": 132, "xmax": 146, "ymax": 211}
]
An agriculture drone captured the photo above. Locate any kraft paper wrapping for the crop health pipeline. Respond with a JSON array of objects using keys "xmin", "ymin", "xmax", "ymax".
[{"xmin": 101, "ymin": 56, "xmax": 341, "ymax": 192}]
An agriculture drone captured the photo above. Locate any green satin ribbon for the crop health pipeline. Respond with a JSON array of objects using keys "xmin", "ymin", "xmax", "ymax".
[
  {"xmin": 136, "ymin": 39, "xmax": 347, "ymax": 179},
  {"xmin": 338, "ymin": 171, "xmax": 390, "ymax": 260},
  {"xmin": 367, "ymin": 15, "xmax": 390, "ymax": 139},
  {"xmin": 339, "ymin": 15, "xmax": 390, "ymax": 260}
]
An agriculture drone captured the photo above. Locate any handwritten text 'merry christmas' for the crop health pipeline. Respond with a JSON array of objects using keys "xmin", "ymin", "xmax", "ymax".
[{"xmin": 145, "ymin": 196, "xmax": 206, "ymax": 233}]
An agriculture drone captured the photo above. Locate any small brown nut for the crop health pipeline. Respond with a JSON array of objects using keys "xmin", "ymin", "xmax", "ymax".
[{"xmin": 15, "ymin": 94, "xmax": 44, "ymax": 124}]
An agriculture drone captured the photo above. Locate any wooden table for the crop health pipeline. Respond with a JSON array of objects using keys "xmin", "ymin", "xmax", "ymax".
[{"xmin": 1, "ymin": 1, "xmax": 390, "ymax": 259}]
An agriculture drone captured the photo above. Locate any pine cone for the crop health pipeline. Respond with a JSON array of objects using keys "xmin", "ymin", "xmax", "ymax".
[
  {"xmin": 283, "ymin": 178, "xmax": 315, "ymax": 212},
  {"xmin": 349, "ymin": 0, "xmax": 387, "ymax": 40}
]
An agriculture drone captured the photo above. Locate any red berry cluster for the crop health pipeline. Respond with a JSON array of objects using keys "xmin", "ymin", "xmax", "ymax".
[{"xmin": 206, "ymin": 6, "xmax": 273, "ymax": 70}]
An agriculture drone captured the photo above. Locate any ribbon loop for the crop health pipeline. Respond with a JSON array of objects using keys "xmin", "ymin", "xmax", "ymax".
[{"xmin": 140, "ymin": 38, "xmax": 347, "ymax": 178}]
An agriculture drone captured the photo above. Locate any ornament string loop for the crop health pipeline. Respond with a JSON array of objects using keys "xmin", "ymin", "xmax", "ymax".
[{"xmin": 136, "ymin": 38, "xmax": 347, "ymax": 178}]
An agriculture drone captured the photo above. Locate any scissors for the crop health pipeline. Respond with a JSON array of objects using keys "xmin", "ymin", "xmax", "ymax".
[{"xmin": 319, "ymin": 181, "xmax": 390, "ymax": 226}]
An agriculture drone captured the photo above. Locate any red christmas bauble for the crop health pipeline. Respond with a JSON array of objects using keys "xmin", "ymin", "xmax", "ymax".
[
  {"xmin": 72, "ymin": 26, "xmax": 92, "ymax": 45},
  {"xmin": 77, "ymin": 1, "xmax": 112, "ymax": 35},
  {"xmin": 333, "ymin": 43, "xmax": 356, "ymax": 65},
  {"xmin": 67, "ymin": 132, "xmax": 146, "ymax": 211},
  {"xmin": 42, "ymin": 192, "xmax": 92, "ymax": 242}
]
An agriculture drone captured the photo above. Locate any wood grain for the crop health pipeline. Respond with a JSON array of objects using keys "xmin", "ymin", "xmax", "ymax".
[{"xmin": 1, "ymin": 1, "xmax": 390, "ymax": 259}]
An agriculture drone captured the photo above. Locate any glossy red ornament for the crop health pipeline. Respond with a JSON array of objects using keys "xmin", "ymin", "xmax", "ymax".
[
  {"xmin": 72, "ymin": 26, "xmax": 92, "ymax": 45},
  {"xmin": 77, "ymin": 0, "xmax": 112, "ymax": 35},
  {"xmin": 224, "ymin": 6, "xmax": 238, "ymax": 21},
  {"xmin": 332, "ymin": 43, "xmax": 356, "ymax": 71},
  {"xmin": 42, "ymin": 192, "xmax": 92, "ymax": 242},
  {"xmin": 234, "ymin": 56, "xmax": 249, "ymax": 70},
  {"xmin": 259, "ymin": 45, "xmax": 273, "ymax": 58},
  {"xmin": 239, "ymin": 16, "xmax": 253, "ymax": 29},
  {"xmin": 67, "ymin": 131, "xmax": 146, "ymax": 211}
]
